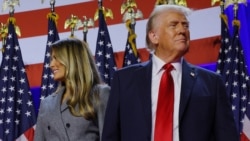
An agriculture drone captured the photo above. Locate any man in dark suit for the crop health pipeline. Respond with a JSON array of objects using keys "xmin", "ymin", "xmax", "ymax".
[{"xmin": 102, "ymin": 4, "xmax": 239, "ymax": 141}]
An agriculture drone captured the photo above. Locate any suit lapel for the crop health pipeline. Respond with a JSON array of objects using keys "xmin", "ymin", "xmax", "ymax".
[{"xmin": 179, "ymin": 60, "xmax": 197, "ymax": 122}]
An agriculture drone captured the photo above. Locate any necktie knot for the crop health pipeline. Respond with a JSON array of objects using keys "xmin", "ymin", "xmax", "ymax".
[{"xmin": 162, "ymin": 63, "xmax": 174, "ymax": 73}]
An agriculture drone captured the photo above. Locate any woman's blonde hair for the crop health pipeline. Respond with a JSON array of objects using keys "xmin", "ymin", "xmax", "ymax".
[{"xmin": 51, "ymin": 38, "xmax": 101, "ymax": 119}]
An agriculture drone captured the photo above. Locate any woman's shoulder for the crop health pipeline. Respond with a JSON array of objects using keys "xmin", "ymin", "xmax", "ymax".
[
  {"xmin": 97, "ymin": 83, "xmax": 110, "ymax": 91},
  {"xmin": 96, "ymin": 84, "xmax": 110, "ymax": 98}
]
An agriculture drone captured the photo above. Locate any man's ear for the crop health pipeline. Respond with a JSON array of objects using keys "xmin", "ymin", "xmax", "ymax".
[{"xmin": 148, "ymin": 31, "xmax": 158, "ymax": 44}]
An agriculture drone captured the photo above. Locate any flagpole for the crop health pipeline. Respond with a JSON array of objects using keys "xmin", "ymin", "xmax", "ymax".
[
  {"xmin": 98, "ymin": 0, "xmax": 102, "ymax": 8},
  {"xmin": 50, "ymin": 0, "xmax": 55, "ymax": 12}
]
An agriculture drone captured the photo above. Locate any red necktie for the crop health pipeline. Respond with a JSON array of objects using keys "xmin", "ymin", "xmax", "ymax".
[{"xmin": 154, "ymin": 64, "xmax": 174, "ymax": 141}]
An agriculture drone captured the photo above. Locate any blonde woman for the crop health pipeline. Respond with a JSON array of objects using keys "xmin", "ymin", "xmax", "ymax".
[{"xmin": 34, "ymin": 38, "xmax": 110, "ymax": 141}]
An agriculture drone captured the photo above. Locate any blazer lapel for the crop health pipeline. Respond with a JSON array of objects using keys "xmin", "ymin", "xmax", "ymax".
[{"xmin": 179, "ymin": 60, "xmax": 197, "ymax": 122}]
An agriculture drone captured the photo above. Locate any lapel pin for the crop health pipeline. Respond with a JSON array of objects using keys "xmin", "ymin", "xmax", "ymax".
[{"xmin": 190, "ymin": 72, "xmax": 195, "ymax": 77}]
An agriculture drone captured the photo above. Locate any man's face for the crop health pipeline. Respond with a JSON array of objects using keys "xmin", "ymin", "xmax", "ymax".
[{"xmin": 151, "ymin": 10, "xmax": 190, "ymax": 62}]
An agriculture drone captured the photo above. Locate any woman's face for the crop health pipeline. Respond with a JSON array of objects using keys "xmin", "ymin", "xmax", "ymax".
[{"xmin": 50, "ymin": 51, "xmax": 66, "ymax": 81}]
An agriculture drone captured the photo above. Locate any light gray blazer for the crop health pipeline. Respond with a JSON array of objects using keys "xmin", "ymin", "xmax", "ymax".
[{"xmin": 34, "ymin": 84, "xmax": 110, "ymax": 141}]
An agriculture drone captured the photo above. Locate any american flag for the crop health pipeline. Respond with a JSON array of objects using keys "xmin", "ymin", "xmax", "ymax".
[
  {"xmin": 40, "ymin": 12, "xmax": 59, "ymax": 101},
  {"xmin": 95, "ymin": 8, "xmax": 117, "ymax": 85},
  {"xmin": 122, "ymin": 21, "xmax": 141, "ymax": 67},
  {"xmin": 0, "ymin": 19, "xmax": 36, "ymax": 141},
  {"xmin": 216, "ymin": 15, "xmax": 250, "ymax": 137},
  {"xmin": 216, "ymin": 13, "xmax": 232, "ymax": 77}
]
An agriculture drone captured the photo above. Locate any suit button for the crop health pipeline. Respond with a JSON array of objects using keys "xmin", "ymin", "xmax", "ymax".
[
  {"xmin": 66, "ymin": 123, "xmax": 70, "ymax": 128},
  {"xmin": 48, "ymin": 126, "xmax": 50, "ymax": 130}
]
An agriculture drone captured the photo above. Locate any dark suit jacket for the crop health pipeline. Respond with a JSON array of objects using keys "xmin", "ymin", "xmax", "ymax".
[{"xmin": 102, "ymin": 59, "xmax": 239, "ymax": 141}]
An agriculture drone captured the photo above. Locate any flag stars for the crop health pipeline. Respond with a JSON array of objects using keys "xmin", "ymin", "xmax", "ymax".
[
  {"xmin": 234, "ymin": 58, "xmax": 239, "ymax": 63},
  {"xmin": 126, "ymin": 60, "xmax": 131, "ymax": 65},
  {"xmin": 246, "ymin": 76, "xmax": 249, "ymax": 81},
  {"xmin": 21, "ymin": 68, "xmax": 26, "ymax": 73},
  {"xmin": 9, "ymin": 86, "xmax": 15, "ymax": 92},
  {"xmin": 5, "ymin": 55, "xmax": 10, "ymax": 60},
  {"xmin": 232, "ymin": 81, "xmax": 238, "ymax": 87},
  {"xmin": 96, "ymin": 62, "xmax": 101, "ymax": 67},
  {"xmin": 13, "ymin": 56, "xmax": 18, "ymax": 62},
  {"xmin": 8, "ymin": 33, "xmax": 12, "ymax": 39},
  {"xmin": 41, "ymin": 85, "xmax": 46, "ymax": 90},
  {"xmin": 105, "ymin": 53, "xmax": 111, "ymax": 59},
  {"xmin": 18, "ymin": 89, "xmax": 24, "ymax": 94},
  {"xmin": 6, "ymin": 45, "xmax": 11, "ymax": 50},
  {"xmin": 241, "ymin": 95, "xmax": 247, "ymax": 101},
  {"xmin": 43, "ymin": 74, "xmax": 48, "ymax": 79},
  {"xmin": 15, "ymin": 119, "xmax": 20, "ymax": 125},
  {"xmin": 105, "ymin": 63, "xmax": 109, "ymax": 69},
  {"xmin": 231, "ymin": 93, "xmax": 237, "ymax": 99},
  {"xmin": 2, "ymin": 76, "xmax": 8, "ymax": 82},
  {"xmin": 241, "ymin": 107, "xmax": 246, "ymax": 113},
  {"xmin": 224, "ymin": 49, "xmax": 228, "ymax": 54},
  {"xmin": 224, "ymin": 37, "xmax": 229, "ymax": 43},
  {"xmin": 226, "ymin": 58, "xmax": 231, "ymax": 63},
  {"xmin": 97, "ymin": 51, "xmax": 103, "ymax": 56},
  {"xmin": 46, "ymin": 52, "xmax": 50, "ymax": 58},
  {"xmin": 7, "ymin": 107, "xmax": 13, "ymax": 113},
  {"xmin": 5, "ymin": 129, "xmax": 10, "ymax": 135},
  {"xmin": 8, "ymin": 97, "xmax": 14, "ymax": 103},
  {"xmin": 242, "ymin": 83, "xmax": 246, "ymax": 89},
  {"xmin": 47, "ymin": 41, "xmax": 52, "ymax": 46},
  {"xmin": 27, "ymin": 100, "xmax": 33, "ymax": 106},
  {"xmin": 40, "ymin": 96, "xmax": 46, "ymax": 100},
  {"xmin": 20, "ymin": 78, "xmax": 25, "ymax": 84},
  {"xmin": 25, "ymin": 111, "xmax": 31, "ymax": 117},
  {"xmin": 14, "ymin": 45, "xmax": 19, "ymax": 51},
  {"xmin": 3, "ymin": 66, "xmax": 8, "ymax": 71},
  {"xmin": 241, "ymin": 72, "xmax": 245, "ymax": 77},
  {"xmin": 48, "ymin": 83, "xmax": 54, "ymax": 89},
  {"xmin": 98, "ymin": 40, "xmax": 104, "ymax": 46},
  {"xmin": 106, "ymin": 42, "xmax": 112, "ymax": 48},
  {"xmin": 49, "ymin": 29, "xmax": 54, "ymax": 35},
  {"xmin": 128, "ymin": 49, "xmax": 133, "ymax": 54},
  {"xmin": 50, "ymin": 73, "xmax": 54, "ymax": 79},
  {"xmin": 0, "ymin": 98, "xmax": 5, "ymax": 103},
  {"xmin": 44, "ymin": 63, "xmax": 50, "ymax": 69},
  {"xmin": 233, "ymin": 69, "xmax": 239, "ymax": 75},
  {"xmin": 12, "ymin": 66, "xmax": 17, "ymax": 71},
  {"xmin": 232, "ymin": 105, "xmax": 236, "ymax": 111},
  {"xmin": 10, "ymin": 76, "xmax": 16, "ymax": 82},
  {"xmin": 17, "ymin": 99, "xmax": 22, "ymax": 104},
  {"xmin": 104, "ymin": 73, "xmax": 109, "ymax": 79},
  {"xmin": 0, "ymin": 109, "xmax": 4, "ymax": 114},
  {"xmin": 100, "ymin": 30, "xmax": 105, "ymax": 36},
  {"xmin": 216, "ymin": 70, "xmax": 221, "ymax": 74}
]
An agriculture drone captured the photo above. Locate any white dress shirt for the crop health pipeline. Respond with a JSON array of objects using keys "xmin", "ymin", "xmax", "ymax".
[{"xmin": 151, "ymin": 54, "xmax": 182, "ymax": 141}]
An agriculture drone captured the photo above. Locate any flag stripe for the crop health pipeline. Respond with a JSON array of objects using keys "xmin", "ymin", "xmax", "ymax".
[
  {"xmin": 26, "ymin": 35, "xmax": 220, "ymax": 87},
  {"xmin": 0, "ymin": 6, "xmax": 221, "ymax": 66},
  {"xmin": 0, "ymin": 1, "xmax": 223, "ymax": 87}
]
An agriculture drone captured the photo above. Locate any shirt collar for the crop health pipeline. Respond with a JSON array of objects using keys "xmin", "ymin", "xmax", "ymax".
[{"xmin": 152, "ymin": 53, "xmax": 183, "ymax": 75}]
